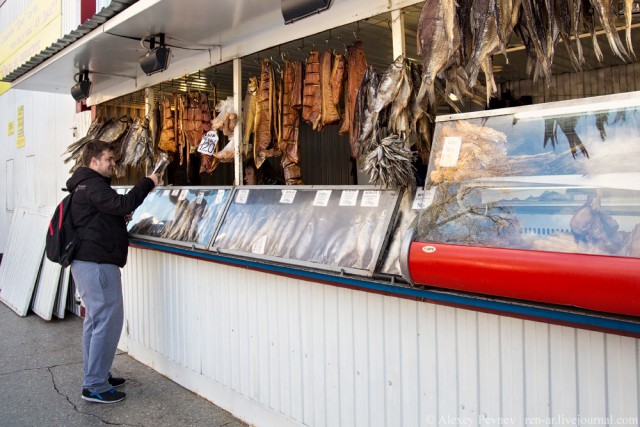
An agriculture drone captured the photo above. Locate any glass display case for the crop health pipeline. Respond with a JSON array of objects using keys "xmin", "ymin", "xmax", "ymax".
[
  {"xmin": 128, "ymin": 186, "xmax": 232, "ymax": 249},
  {"xmin": 416, "ymin": 92, "xmax": 640, "ymax": 259},
  {"xmin": 210, "ymin": 186, "xmax": 401, "ymax": 276},
  {"xmin": 405, "ymin": 91, "xmax": 640, "ymax": 316}
]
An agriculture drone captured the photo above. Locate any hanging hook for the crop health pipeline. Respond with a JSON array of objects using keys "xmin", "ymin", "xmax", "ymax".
[{"xmin": 353, "ymin": 21, "xmax": 361, "ymax": 40}]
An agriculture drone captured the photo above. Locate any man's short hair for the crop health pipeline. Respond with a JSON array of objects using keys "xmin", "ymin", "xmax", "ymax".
[{"xmin": 82, "ymin": 140, "xmax": 114, "ymax": 166}]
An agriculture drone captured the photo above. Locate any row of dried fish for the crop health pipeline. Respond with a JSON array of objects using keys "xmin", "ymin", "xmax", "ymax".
[
  {"xmin": 63, "ymin": 115, "xmax": 155, "ymax": 175},
  {"xmin": 214, "ymin": 204, "xmax": 390, "ymax": 270},
  {"xmin": 417, "ymin": 0, "xmax": 637, "ymax": 110}
]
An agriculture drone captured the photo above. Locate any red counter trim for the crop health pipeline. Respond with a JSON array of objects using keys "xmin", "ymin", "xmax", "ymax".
[{"xmin": 408, "ymin": 242, "xmax": 640, "ymax": 317}]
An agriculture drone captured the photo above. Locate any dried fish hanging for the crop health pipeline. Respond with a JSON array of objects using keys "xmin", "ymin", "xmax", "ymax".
[
  {"xmin": 253, "ymin": 59, "xmax": 282, "ymax": 168},
  {"xmin": 354, "ymin": 57, "xmax": 421, "ymax": 189},
  {"xmin": 242, "ymin": 76, "xmax": 259, "ymax": 158},
  {"xmin": 63, "ymin": 115, "xmax": 131, "ymax": 173},
  {"xmin": 200, "ymin": 85, "xmax": 219, "ymax": 174},
  {"xmin": 416, "ymin": 0, "xmax": 638, "ymax": 112},
  {"xmin": 280, "ymin": 60, "xmax": 304, "ymax": 185}
]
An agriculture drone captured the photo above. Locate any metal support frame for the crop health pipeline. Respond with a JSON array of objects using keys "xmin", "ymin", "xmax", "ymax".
[
  {"xmin": 233, "ymin": 58, "xmax": 243, "ymax": 185},
  {"xmin": 391, "ymin": 9, "xmax": 405, "ymax": 59}
]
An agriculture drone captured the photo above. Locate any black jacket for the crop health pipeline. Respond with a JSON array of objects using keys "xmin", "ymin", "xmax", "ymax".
[{"xmin": 66, "ymin": 167, "xmax": 155, "ymax": 267}]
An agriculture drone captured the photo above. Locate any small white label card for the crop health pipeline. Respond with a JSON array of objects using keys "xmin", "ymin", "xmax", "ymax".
[
  {"xmin": 215, "ymin": 189, "xmax": 225, "ymax": 205},
  {"xmin": 361, "ymin": 190, "xmax": 381, "ymax": 207},
  {"xmin": 251, "ymin": 235, "xmax": 267, "ymax": 254},
  {"xmin": 440, "ymin": 136, "xmax": 462, "ymax": 167},
  {"xmin": 170, "ymin": 189, "xmax": 180, "ymax": 197},
  {"xmin": 313, "ymin": 190, "xmax": 332, "ymax": 207},
  {"xmin": 178, "ymin": 189, "xmax": 189, "ymax": 201},
  {"xmin": 280, "ymin": 189, "xmax": 297, "ymax": 204},
  {"xmin": 236, "ymin": 189, "xmax": 249, "ymax": 204},
  {"xmin": 412, "ymin": 187, "xmax": 436, "ymax": 210},
  {"xmin": 339, "ymin": 190, "xmax": 359, "ymax": 206},
  {"xmin": 163, "ymin": 189, "xmax": 170, "ymax": 197},
  {"xmin": 195, "ymin": 191, "xmax": 205, "ymax": 205}
]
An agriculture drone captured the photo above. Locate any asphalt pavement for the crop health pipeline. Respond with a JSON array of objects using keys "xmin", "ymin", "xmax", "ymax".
[{"xmin": 0, "ymin": 301, "xmax": 248, "ymax": 427}]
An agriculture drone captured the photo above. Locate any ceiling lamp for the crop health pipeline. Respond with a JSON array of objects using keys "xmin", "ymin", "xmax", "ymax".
[
  {"xmin": 70, "ymin": 70, "xmax": 91, "ymax": 101},
  {"xmin": 139, "ymin": 33, "xmax": 171, "ymax": 76},
  {"xmin": 281, "ymin": 0, "xmax": 333, "ymax": 24}
]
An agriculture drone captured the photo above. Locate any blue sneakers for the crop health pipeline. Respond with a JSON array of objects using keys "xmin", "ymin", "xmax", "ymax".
[{"xmin": 81, "ymin": 387, "xmax": 126, "ymax": 404}]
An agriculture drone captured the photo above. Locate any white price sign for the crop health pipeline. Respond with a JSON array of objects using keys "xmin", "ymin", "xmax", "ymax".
[
  {"xmin": 360, "ymin": 190, "xmax": 381, "ymax": 207},
  {"xmin": 412, "ymin": 188, "xmax": 436, "ymax": 210},
  {"xmin": 178, "ymin": 189, "xmax": 189, "ymax": 201},
  {"xmin": 236, "ymin": 189, "xmax": 249, "ymax": 204},
  {"xmin": 313, "ymin": 190, "xmax": 332, "ymax": 207},
  {"xmin": 196, "ymin": 191, "xmax": 205, "ymax": 205},
  {"xmin": 163, "ymin": 189, "xmax": 170, "ymax": 196},
  {"xmin": 440, "ymin": 136, "xmax": 462, "ymax": 167},
  {"xmin": 170, "ymin": 189, "xmax": 180, "ymax": 197},
  {"xmin": 280, "ymin": 189, "xmax": 297, "ymax": 204},
  {"xmin": 339, "ymin": 190, "xmax": 359, "ymax": 206},
  {"xmin": 215, "ymin": 190, "xmax": 225, "ymax": 205}
]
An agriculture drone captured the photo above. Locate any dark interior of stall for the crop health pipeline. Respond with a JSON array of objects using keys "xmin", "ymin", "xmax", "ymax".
[{"xmin": 95, "ymin": 1, "xmax": 640, "ymax": 188}]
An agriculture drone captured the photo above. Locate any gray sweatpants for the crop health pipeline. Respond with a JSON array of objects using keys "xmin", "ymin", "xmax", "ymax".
[{"xmin": 71, "ymin": 261, "xmax": 124, "ymax": 393}]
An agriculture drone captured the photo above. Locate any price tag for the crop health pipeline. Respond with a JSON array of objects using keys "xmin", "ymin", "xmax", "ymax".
[
  {"xmin": 215, "ymin": 190, "xmax": 225, "ymax": 205},
  {"xmin": 361, "ymin": 190, "xmax": 380, "ymax": 207},
  {"xmin": 178, "ymin": 189, "xmax": 189, "ymax": 201},
  {"xmin": 313, "ymin": 190, "xmax": 332, "ymax": 207},
  {"xmin": 170, "ymin": 189, "xmax": 180, "ymax": 197},
  {"xmin": 251, "ymin": 235, "xmax": 267, "ymax": 254},
  {"xmin": 339, "ymin": 190, "xmax": 359, "ymax": 206},
  {"xmin": 163, "ymin": 190, "xmax": 170, "ymax": 196},
  {"xmin": 412, "ymin": 188, "xmax": 436, "ymax": 210},
  {"xmin": 440, "ymin": 136, "xmax": 462, "ymax": 167},
  {"xmin": 236, "ymin": 189, "xmax": 249, "ymax": 204},
  {"xmin": 196, "ymin": 191, "xmax": 205, "ymax": 205},
  {"xmin": 280, "ymin": 189, "xmax": 297, "ymax": 204}
]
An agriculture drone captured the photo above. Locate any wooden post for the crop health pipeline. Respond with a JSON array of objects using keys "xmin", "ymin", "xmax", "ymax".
[
  {"xmin": 391, "ymin": 9, "xmax": 405, "ymax": 60},
  {"xmin": 233, "ymin": 58, "xmax": 243, "ymax": 185}
]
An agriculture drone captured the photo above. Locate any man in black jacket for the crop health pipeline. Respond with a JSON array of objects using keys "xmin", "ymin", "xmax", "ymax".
[{"xmin": 66, "ymin": 140, "xmax": 159, "ymax": 404}]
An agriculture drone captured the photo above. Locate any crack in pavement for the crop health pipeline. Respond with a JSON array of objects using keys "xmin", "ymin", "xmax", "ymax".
[
  {"xmin": 0, "ymin": 360, "xmax": 83, "ymax": 377},
  {"xmin": 47, "ymin": 367, "xmax": 143, "ymax": 427}
]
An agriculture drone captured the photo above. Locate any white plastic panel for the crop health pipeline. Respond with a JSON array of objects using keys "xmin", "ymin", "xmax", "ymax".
[
  {"xmin": 31, "ymin": 256, "xmax": 63, "ymax": 320},
  {"xmin": 53, "ymin": 267, "xmax": 71, "ymax": 319},
  {"xmin": 0, "ymin": 208, "xmax": 49, "ymax": 316},
  {"xmin": 121, "ymin": 247, "xmax": 640, "ymax": 427}
]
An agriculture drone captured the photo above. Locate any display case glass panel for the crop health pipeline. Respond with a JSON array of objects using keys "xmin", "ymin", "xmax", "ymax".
[
  {"xmin": 210, "ymin": 186, "xmax": 401, "ymax": 276},
  {"xmin": 415, "ymin": 92, "xmax": 640, "ymax": 259},
  {"xmin": 128, "ymin": 186, "xmax": 232, "ymax": 248}
]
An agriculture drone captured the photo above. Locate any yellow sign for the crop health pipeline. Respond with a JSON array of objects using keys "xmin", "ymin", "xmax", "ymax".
[
  {"xmin": 0, "ymin": 81, "xmax": 10, "ymax": 96},
  {"xmin": 0, "ymin": 0, "xmax": 62, "ymax": 79},
  {"xmin": 17, "ymin": 105, "xmax": 25, "ymax": 148},
  {"xmin": 8, "ymin": 121, "xmax": 14, "ymax": 136}
]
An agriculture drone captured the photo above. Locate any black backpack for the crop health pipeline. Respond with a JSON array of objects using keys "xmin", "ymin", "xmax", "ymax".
[{"xmin": 45, "ymin": 189, "xmax": 84, "ymax": 267}]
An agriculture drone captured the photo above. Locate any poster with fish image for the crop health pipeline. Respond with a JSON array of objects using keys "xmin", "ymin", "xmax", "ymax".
[
  {"xmin": 127, "ymin": 186, "xmax": 232, "ymax": 249},
  {"xmin": 210, "ymin": 186, "xmax": 402, "ymax": 276},
  {"xmin": 417, "ymin": 93, "xmax": 640, "ymax": 259}
]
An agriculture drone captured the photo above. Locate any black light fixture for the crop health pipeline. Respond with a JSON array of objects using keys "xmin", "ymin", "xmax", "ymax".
[
  {"xmin": 139, "ymin": 33, "xmax": 171, "ymax": 76},
  {"xmin": 70, "ymin": 70, "xmax": 91, "ymax": 101},
  {"xmin": 281, "ymin": 0, "xmax": 333, "ymax": 24}
]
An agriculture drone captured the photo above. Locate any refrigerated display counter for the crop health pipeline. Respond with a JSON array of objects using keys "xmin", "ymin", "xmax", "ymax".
[
  {"xmin": 402, "ymin": 92, "xmax": 640, "ymax": 316},
  {"xmin": 126, "ymin": 185, "xmax": 403, "ymax": 278}
]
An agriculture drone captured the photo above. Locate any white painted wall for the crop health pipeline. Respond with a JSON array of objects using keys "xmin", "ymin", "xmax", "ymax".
[
  {"xmin": 0, "ymin": 0, "xmax": 82, "ymax": 252},
  {"xmin": 0, "ymin": 89, "xmax": 78, "ymax": 252},
  {"xmin": 121, "ymin": 248, "xmax": 640, "ymax": 427}
]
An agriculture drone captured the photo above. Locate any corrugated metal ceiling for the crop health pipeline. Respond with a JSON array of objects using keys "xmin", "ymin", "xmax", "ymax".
[{"xmin": 1, "ymin": 0, "xmax": 139, "ymax": 82}]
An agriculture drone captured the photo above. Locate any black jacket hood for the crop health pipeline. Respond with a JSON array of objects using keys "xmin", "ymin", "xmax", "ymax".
[{"xmin": 66, "ymin": 167, "xmax": 111, "ymax": 192}]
